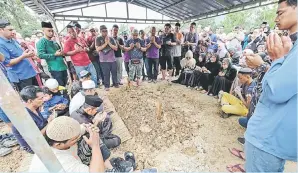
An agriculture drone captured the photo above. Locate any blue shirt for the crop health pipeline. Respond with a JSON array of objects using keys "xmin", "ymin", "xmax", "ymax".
[
  {"xmin": 125, "ymin": 38, "xmax": 145, "ymax": 60},
  {"xmin": 208, "ymin": 34, "xmax": 218, "ymax": 52},
  {"xmin": 42, "ymin": 95, "xmax": 69, "ymax": 119},
  {"xmin": 12, "ymin": 108, "xmax": 47, "ymax": 154},
  {"xmin": 245, "ymin": 41, "xmax": 298, "ymax": 161},
  {"xmin": 0, "ymin": 37, "xmax": 36, "ymax": 83}
]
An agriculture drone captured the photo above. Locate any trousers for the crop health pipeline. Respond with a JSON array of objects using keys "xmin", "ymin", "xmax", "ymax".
[{"xmin": 221, "ymin": 92, "xmax": 248, "ymax": 116}]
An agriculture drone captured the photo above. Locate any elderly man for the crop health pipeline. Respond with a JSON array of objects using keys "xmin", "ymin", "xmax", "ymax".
[
  {"xmin": 36, "ymin": 21, "xmax": 68, "ymax": 86},
  {"xmin": 69, "ymin": 80, "xmax": 103, "ymax": 115},
  {"xmin": 96, "ymin": 25, "xmax": 118, "ymax": 91},
  {"xmin": 0, "ymin": 19, "xmax": 37, "ymax": 91},
  {"xmin": 12, "ymin": 86, "xmax": 54, "ymax": 153},
  {"xmin": 63, "ymin": 25, "xmax": 97, "ymax": 86},
  {"xmin": 122, "ymin": 29, "xmax": 146, "ymax": 87}
]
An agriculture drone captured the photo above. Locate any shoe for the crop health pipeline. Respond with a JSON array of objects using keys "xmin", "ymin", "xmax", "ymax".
[
  {"xmin": 105, "ymin": 88, "xmax": 110, "ymax": 91},
  {"xmin": 124, "ymin": 151, "xmax": 137, "ymax": 170},
  {"xmin": 171, "ymin": 80, "xmax": 179, "ymax": 83},
  {"xmin": 119, "ymin": 83, "xmax": 124, "ymax": 85},
  {"xmin": 220, "ymin": 111, "xmax": 230, "ymax": 118},
  {"xmin": 237, "ymin": 137, "xmax": 245, "ymax": 146},
  {"xmin": 148, "ymin": 80, "xmax": 153, "ymax": 83},
  {"xmin": 114, "ymin": 85, "xmax": 120, "ymax": 88},
  {"xmin": 109, "ymin": 157, "xmax": 133, "ymax": 172}
]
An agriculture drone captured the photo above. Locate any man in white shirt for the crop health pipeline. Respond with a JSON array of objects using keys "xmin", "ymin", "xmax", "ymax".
[
  {"xmin": 69, "ymin": 80, "xmax": 103, "ymax": 115},
  {"xmin": 29, "ymin": 116, "xmax": 105, "ymax": 172}
]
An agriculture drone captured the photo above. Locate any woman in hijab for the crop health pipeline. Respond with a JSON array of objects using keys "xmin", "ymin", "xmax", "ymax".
[
  {"xmin": 217, "ymin": 42, "xmax": 230, "ymax": 62},
  {"xmin": 172, "ymin": 50, "xmax": 196, "ymax": 86},
  {"xmin": 198, "ymin": 53, "xmax": 222, "ymax": 93},
  {"xmin": 208, "ymin": 58, "xmax": 237, "ymax": 96},
  {"xmin": 188, "ymin": 53, "xmax": 207, "ymax": 87}
]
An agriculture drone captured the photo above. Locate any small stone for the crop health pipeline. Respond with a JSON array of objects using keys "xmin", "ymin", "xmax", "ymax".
[{"xmin": 139, "ymin": 124, "xmax": 152, "ymax": 133}]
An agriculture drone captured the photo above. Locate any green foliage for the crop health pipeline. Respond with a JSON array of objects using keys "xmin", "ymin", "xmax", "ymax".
[
  {"xmin": 0, "ymin": 0, "xmax": 41, "ymax": 37},
  {"xmin": 219, "ymin": 4, "xmax": 278, "ymax": 33}
]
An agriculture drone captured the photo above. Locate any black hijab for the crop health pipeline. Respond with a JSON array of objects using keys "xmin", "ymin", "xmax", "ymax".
[
  {"xmin": 197, "ymin": 53, "xmax": 207, "ymax": 67},
  {"xmin": 206, "ymin": 54, "xmax": 221, "ymax": 76}
]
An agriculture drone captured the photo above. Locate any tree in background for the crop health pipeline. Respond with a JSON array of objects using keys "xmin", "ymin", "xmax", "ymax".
[
  {"xmin": 0, "ymin": 0, "xmax": 41, "ymax": 38},
  {"xmin": 220, "ymin": 4, "xmax": 277, "ymax": 33}
]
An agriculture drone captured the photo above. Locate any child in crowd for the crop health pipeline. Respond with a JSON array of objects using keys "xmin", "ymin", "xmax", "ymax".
[
  {"xmin": 71, "ymin": 70, "xmax": 92, "ymax": 97},
  {"xmin": 41, "ymin": 87, "xmax": 69, "ymax": 118}
]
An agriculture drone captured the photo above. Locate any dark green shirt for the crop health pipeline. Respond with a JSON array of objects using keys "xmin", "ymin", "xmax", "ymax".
[{"xmin": 36, "ymin": 37, "xmax": 67, "ymax": 71}]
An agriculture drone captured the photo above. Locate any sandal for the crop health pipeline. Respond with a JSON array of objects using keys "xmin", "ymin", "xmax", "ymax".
[
  {"xmin": 200, "ymin": 90, "xmax": 207, "ymax": 94},
  {"xmin": 229, "ymin": 148, "xmax": 245, "ymax": 160},
  {"xmin": 226, "ymin": 164, "xmax": 245, "ymax": 173}
]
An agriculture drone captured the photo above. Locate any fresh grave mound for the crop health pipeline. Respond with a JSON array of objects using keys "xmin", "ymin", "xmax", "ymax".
[{"xmin": 108, "ymin": 82, "xmax": 246, "ymax": 171}]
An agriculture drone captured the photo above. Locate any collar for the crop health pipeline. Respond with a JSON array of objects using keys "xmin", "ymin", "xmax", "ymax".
[
  {"xmin": 77, "ymin": 107, "xmax": 94, "ymax": 120},
  {"xmin": 0, "ymin": 36, "xmax": 13, "ymax": 43}
]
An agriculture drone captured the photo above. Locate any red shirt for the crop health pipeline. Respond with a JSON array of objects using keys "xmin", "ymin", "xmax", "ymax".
[{"xmin": 63, "ymin": 37, "xmax": 91, "ymax": 66}]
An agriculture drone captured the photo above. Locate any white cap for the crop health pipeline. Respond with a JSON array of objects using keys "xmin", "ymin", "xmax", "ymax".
[
  {"xmin": 82, "ymin": 80, "xmax": 96, "ymax": 89},
  {"xmin": 45, "ymin": 78, "xmax": 59, "ymax": 90}
]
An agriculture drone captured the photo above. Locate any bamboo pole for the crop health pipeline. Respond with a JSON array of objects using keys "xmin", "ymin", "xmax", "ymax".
[{"xmin": 0, "ymin": 70, "xmax": 64, "ymax": 172}]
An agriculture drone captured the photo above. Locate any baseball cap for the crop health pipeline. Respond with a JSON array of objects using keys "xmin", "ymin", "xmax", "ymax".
[{"xmin": 79, "ymin": 70, "xmax": 91, "ymax": 78}]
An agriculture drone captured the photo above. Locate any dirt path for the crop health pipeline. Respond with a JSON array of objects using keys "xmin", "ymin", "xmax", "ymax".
[{"xmin": 0, "ymin": 81, "xmax": 296, "ymax": 172}]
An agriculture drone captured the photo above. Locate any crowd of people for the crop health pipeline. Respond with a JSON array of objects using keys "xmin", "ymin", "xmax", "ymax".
[{"xmin": 0, "ymin": 0, "xmax": 297, "ymax": 172}]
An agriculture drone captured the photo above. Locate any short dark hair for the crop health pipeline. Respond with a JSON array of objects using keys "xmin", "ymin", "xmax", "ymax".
[
  {"xmin": 112, "ymin": 24, "xmax": 119, "ymax": 29},
  {"xmin": 45, "ymin": 133, "xmax": 68, "ymax": 147},
  {"xmin": 278, "ymin": 0, "xmax": 297, "ymax": 6},
  {"xmin": 20, "ymin": 86, "xmax": 42, "ymax": 102},
  {"xmin": 191, "ymin": 22, "xmax": 196, "ymax": 26},
  {"xmin": 164, "ymin": 23, "xmax": 171, "ymax": 28},
  {"xmin": 175, "ymin": 23, "xmax": 181, "ymax": 27},
  {"xmin": 42, "ymin": 87, "xmax": 52, "ymax": 95}
]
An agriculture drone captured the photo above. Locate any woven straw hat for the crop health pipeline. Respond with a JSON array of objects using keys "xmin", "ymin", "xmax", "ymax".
[{"xmin": 46, "ymin": 117, "xmax": 81, "ymax": 142}]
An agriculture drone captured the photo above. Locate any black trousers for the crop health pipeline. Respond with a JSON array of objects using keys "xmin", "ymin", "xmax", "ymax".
[
  {"xmin": 148, "ymin": 58, "xmax": 159, "ymax": 80},
  {"xmin": 50, "ymin": 70, "xmax": 68, "ymax": 86},
  {"xmin": 14, "ymin": 76, "xmax": 38, "ymax": 91},
  {"xmin": 173, "ymin": 56, "xmax": 181, "ymax": 76}
]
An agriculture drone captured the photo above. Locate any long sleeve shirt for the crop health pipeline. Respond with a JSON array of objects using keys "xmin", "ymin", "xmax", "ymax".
[
  {"xmin": 245, "ymin": 41, "xmax": 298, "ymax": 161},
  {"xmin": 42, "ymin": 95, "xmax": 69, "ymax": 119},
  {"xmin": 36, "ymin": 37, "xmax": 67, "ymax": 72}
]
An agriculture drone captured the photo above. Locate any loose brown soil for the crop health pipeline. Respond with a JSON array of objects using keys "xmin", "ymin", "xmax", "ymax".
[{"xmin": 0, "ymin": 81, "xmax": 296, "ymax": 172}]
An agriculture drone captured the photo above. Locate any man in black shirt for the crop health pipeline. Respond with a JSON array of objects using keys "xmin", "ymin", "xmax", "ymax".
[
  {"xmin": 112, "ymin": 25, "xmax": 125, "ymax": 85},
  {"xmin": 160, "ymin": 23, "xmax": 177, "ymax": 80}
]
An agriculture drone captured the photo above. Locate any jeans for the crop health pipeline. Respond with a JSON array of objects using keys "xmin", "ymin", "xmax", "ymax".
[
  {"xmin": 50, "ymin": 70, "xmax": 68, "ymax": 86},
  {"xmin": 147, "ymin": 58, "xmax": 159, "ymax": 80},
  {"xmin": 116, "ymin": 57, "xmax": 123, "ymax": 84},
  {"xmin": 238, "ymin": 117, "xmax": 248, "ymax": 128},
  {"xmin": 100, "ymin": 62, "xmax": 118, "ymax": 88},
  {"xmin": 74, "ymin": 63, "xmax": 97, "ymax": 87},
  {"xmin": 92, "ymin": 60, "xmax": 102, "ymax": 82},
  {"xmin": 142, "ymin": 56, "xmax": 149, "ymax": 78},
  {"xmin": 245, "ymin": 141, "xmax": 286, "ymax": 172}
]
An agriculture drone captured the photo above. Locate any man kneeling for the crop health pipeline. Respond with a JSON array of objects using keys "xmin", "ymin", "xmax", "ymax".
[{"xmin": 219, "ymin": 68, "xmax": 256, "ymax": 118}]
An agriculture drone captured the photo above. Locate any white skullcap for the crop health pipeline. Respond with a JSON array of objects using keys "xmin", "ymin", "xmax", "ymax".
[
  {"xmin": 45, "ymin": 78, "xmax": 59, "ymax": 90},
  {"xmin": 46, "ymin": 116, "xmax": 81, "ymax": 142},
  {"xmin": 185, "ymin": 50, "xmax": 193, "ymax": 59},
  {"xmin": 82, "ymin": 80, "xmax": 96, "ymax": 89}
]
